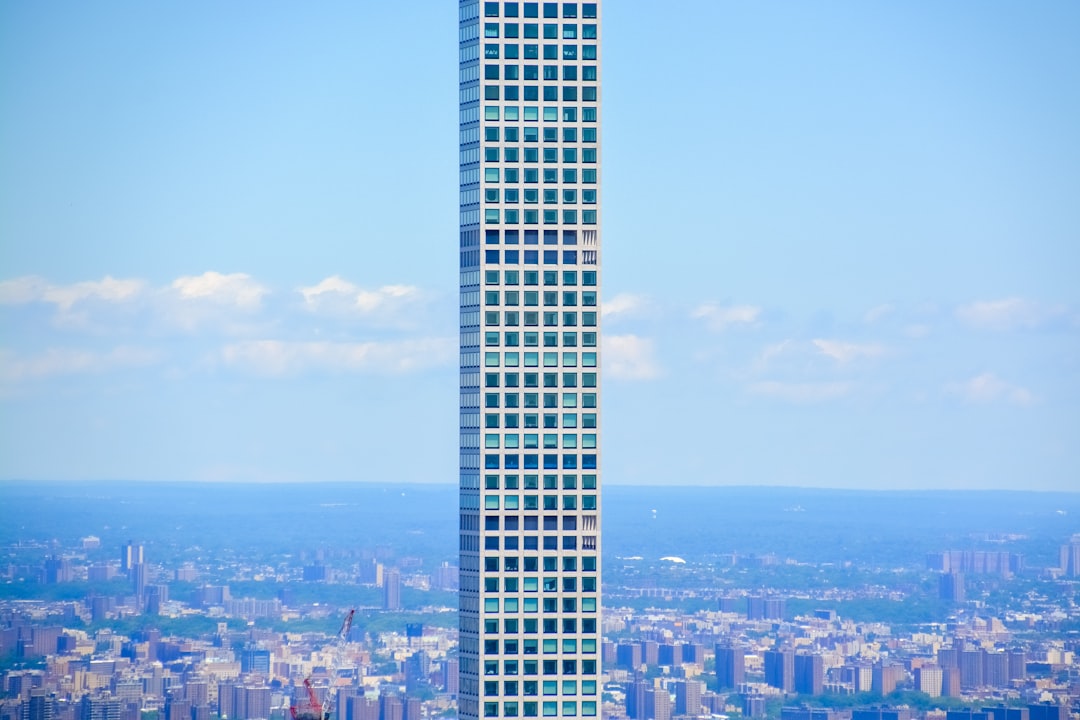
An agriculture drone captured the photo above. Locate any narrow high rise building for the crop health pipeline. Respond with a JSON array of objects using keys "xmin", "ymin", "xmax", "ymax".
[
  {"xmin": 458, "ymin": 3, "xmax": 603, "ymax": 720},
  {"xmin": 716, "ymin": 645, "xmax": 746, "ymax": 690}
]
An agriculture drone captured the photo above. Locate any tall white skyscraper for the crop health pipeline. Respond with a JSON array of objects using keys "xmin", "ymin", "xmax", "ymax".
[{"xmin": 457, "ymin": 3, "xmax": 602, "ymax": 719}]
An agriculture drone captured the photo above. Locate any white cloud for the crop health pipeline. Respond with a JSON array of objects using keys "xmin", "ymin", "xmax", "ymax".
[
  {"xmin": 812, "ymin": 339, "xmax": 886, "ymax": 363},
  {"xmin": 692, "ymin": 302, "xmax": 761, "ymax": 331},
  {"xmin": 0, "ymin": 275, "xmax": 145, "ymax": 310},
  {"xmin": 757, "ymin": 340, "xmax": 797, "ymax": 366},
  {"xmin": 601, "ymin": 293, "xmax": 649, "ymax": 319},
  {"xmin": 602, "ymin": 334, "xmax": 660, "ymax": 380},
  {"xmin": 747, "ymin": 380, "xmax": 853, "ymax": 403},
  {"xmin": 171, "ymin": 272, "xmax": 267, "ymax": 309},
  {"xmin": 218, "ymin": 338, "xmax": 454, "ymax": 377},
  {"xmin": 298, "ymin": 276, "xmax": 424, "ymax": 324},
  {"xmin": 864, "ymin": 304, "xmax": 895, "ymax": 324},
  {"xmin": 0, "ymin": 346, "xmax": 162, "ymax": 382},
  {"xmin": 947, "ymin": 372, "xmax": 1033, "ymax": 406},
  {"xmin": 955, "ymin": 297, "xmax": 1063, "ymax": 331}
]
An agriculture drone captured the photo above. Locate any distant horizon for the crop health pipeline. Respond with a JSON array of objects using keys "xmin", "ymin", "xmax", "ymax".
[{"xmin": 2, "ymin": 477, "xmax": 1078, "ymax": 495}]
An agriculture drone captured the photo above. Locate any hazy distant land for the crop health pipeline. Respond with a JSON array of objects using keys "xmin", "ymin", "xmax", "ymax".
[{"xmin": 2, "ymin": 482, "xmax": 1077, "ymax": 571}]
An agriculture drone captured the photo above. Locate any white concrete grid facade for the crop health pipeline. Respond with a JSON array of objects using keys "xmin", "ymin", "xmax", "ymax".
[{"xmin": 458, "ymin": 2, "xmax": 603, "ymax": 719}]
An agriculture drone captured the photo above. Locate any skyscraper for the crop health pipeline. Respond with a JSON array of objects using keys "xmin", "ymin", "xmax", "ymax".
[
  {"xmin": 384, "ymin": 569, "xmax": 402, "ymax": 611},
  {"xmin": 120, "ymin": 541, "xmax": 143, "ymax": 572},
  {"xmin": 794, "ymin": 654, "xmax": 824, "ymax": 696},
  {"xmin": 764, "ymin": 649, "xmax": 795, "ymax": 693},
  {"xmin": 458, "ymin": 3, "xmax": 603, "ymax": 720},
  {"xmin": 715, "ymin": 645, "xmax": 746, "ymax": 690}
]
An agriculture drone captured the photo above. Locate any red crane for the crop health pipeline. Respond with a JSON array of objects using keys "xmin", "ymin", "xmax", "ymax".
[{"xmin": 289, "ymin": 609, "xmax": 356, "ymax": 720}]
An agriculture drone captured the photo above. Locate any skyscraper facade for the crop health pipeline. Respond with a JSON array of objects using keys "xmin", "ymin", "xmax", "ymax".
[{"xmin": 458, "ymin": 3, "xmax": 603, "ymax": 720}]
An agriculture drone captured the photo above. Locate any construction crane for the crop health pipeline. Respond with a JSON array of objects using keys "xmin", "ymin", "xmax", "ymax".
[{"xmin": 290, "ymin": 609, "xmax": 356, "ymax": 720}]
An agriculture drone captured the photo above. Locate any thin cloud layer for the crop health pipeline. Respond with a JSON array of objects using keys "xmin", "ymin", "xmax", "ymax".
[
  {"xmin": 218, "ymin": 338, "xmax": 455, "ymax": 377},
  {"xmin": 171, "ymin": 272, "xmax": 267, "ymax": 309},
  {"xmin": 947, "ymin": 372, "xmax": 1034, "ymax": 406},
  {"xmin": 299, "ymin": 276, "xmax": 426, "ymax": 327},
  {"xmin": 603, "ymin": 334, "xmax": 660, "ymax": 380},
  {"xmin": 601, "ymin": 293, "xmax": 650, "ymax": 320},
  {"xmin": 812, "ymin": 339, "xmax": 886, "ymax": 364},
  {"xmin": 692, "ymin": 302, "xmax": 762, "ymax": 331},
  {"xmin": 955, "ymin": 297, "xmax": 1064, "ymax": 331},
  {"xmin": 748, "ymin": 380, "xmax": 853, "ymax": 403},
  {"xmin": 0, "ymin": 275, "xmax": 145, "ymax": 310},
  {"xmin": 0, "ymin": 346, "xmax": 162, "ymax": 382}
]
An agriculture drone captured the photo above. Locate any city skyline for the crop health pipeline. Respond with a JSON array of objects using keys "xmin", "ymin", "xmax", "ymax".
[{"xmin": 2, "ymin": 1, "xmax": 1079, "ymax": 491}]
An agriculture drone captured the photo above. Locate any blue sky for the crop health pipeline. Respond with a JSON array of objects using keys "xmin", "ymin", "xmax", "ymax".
[{"xmin": 1, "ymin": 1, "xmax": 1078, "ymax": 489}]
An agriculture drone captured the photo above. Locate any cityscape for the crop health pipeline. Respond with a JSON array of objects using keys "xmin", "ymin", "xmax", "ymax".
[
  {"xmin": 1, "ymin": 483, "xmax": 1079, "ymax": 720},
  {"xmin": 1, "ymin": 6, "xmax": 1078, "ymax": 720}
]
